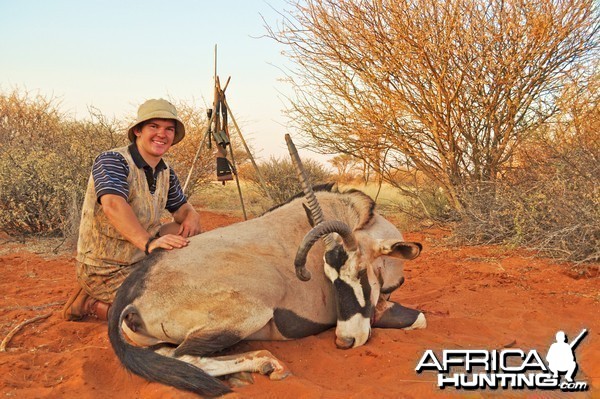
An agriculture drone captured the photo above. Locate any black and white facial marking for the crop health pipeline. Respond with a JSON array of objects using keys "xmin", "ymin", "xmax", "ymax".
[
  {"xmin": 324, "ymin": 244, "xmax": 348, "ymax": 271},
  {"xmin": 323, "ymin": 244, "xmax": 372, "ymax": 348},
  {"xmin": 333, "ymin": 269, "xmax": 372, "ymax": 321}
]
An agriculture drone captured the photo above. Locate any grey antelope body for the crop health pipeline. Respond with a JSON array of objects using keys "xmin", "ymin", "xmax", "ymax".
[{"xmin": 108, "ymin": 187, "xmax": 425, "ymax": 396}]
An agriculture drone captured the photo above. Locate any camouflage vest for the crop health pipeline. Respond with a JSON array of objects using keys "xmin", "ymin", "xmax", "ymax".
[{"xmin": 76, "ymin": 146, "xmax": 170, "ymax": 267}]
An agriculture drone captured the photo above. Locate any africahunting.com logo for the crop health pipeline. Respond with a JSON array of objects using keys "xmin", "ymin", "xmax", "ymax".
[{"xmin": 415, "ymin": 329, "xmax": 589, "ymax": 392}]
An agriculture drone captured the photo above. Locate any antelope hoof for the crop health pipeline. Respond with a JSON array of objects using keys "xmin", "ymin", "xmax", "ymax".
[
  {"xmin": 269, "ymin": 368, "xmax": 291, "ymax": 381},
  {"xmin": 255, "ymin": 350, "xmax": 291, "ymax": 380},
  {"xmin": 260, "ymin": 359, "xmax": 291, "ymax": 380},
  {"xmin": 403, "ymin": 312, "xmax": 427, "ymax": 330},
  {"xmin": 227, "ymin": 372, "xmax": 255, "ymax": 387},
  {"xmin": 259, "ymin": 362, "xmax": 275, "ymax": 375}
]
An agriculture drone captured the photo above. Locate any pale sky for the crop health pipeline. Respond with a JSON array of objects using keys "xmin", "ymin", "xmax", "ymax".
[{"xmin": 1, "ymin": 0, "xmax": 330, "ymax": 162}]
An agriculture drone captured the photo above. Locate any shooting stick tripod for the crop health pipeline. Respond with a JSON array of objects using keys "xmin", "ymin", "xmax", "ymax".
[{"xmin": 182, "ymin": 47, "xmax": 273, "ymax": 220}]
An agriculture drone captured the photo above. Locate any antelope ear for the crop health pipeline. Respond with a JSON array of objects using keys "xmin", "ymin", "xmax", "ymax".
[{"xmin": 379, "ymin": 240, "xmax": 422, "ymax": 260}]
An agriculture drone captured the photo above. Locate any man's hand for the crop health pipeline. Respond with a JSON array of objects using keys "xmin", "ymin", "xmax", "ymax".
[
  {"xmin": 148, "ymin": 234, "xmax": 190, "ymax": 253},
  {"xmin": 101, "ymin": 194, "xmax": 198, "ymax": 255},
  {"xmin": 172, "ymin": 203, "xmax": 202, "ymax": 238}
]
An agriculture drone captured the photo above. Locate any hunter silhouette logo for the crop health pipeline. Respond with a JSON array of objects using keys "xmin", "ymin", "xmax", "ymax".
[
  {"xmin": 415, "ymin": 329, "xmax": 589, "ymax": 392},
  {"xmin": 546, "ymin": 329, "xmax": 587, "ymax": 383}
]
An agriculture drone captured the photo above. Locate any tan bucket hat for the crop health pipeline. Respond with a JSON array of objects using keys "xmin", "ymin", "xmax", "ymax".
[{"xmin": 127, "ymin": 98, "xmax": 186, "ymax": 145}]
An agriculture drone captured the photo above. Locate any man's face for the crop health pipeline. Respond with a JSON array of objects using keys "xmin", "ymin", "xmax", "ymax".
[{"xmin": 134, "ymin": 118, "xmax": 176, "ymax": 162}]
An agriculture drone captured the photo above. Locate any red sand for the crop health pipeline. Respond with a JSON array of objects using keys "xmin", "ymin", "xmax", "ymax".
[{"xmin": 1, "ymin": 210, "xmax": 598, "ymax": 398}]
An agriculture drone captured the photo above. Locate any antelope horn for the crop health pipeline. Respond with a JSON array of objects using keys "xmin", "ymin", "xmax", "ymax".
[
  {"xmin": 294, "ymin": 220, "xmax": 357, "ymax": 281},
  {"xmin": 285, "ymin": 134, "xmax": 336, "ymax": 250}
]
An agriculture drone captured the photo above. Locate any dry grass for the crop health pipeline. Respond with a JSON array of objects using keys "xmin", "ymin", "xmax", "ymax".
[
  {"xmin": 192, "ymin": 179, "xmax": 416, "ymax": 233},
  {"xmin": 190, "ymin": 181, "xmax": 273, "ymax": 218}
]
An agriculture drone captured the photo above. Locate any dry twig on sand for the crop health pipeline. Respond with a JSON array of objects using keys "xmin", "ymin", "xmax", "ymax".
[{"xmin": 0, "ymin": 312, "xmax": 52, "ymax": 352}]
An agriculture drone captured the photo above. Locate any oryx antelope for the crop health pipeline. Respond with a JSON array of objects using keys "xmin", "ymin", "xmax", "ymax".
[
  {"xmin": 108, "ymin": 184, "xmax": 425, "ymax": 396},
  {"xmin": 108, "ymin": 139, "xmax": 425, "ymax": 397}
]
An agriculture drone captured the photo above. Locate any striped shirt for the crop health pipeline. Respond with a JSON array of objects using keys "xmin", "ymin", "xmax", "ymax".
[{"xmin": 92, "ymin": 144, "xmax": 187, "ymax": 213}]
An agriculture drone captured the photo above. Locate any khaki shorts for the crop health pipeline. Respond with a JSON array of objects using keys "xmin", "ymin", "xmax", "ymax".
[{"xmin": 76, "ymin": 261, "xmax": 135, "ymax": 303}]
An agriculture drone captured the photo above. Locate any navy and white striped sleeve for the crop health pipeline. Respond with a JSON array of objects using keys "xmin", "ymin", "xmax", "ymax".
[
  {"xmin": 166, "ymin": 169, "xmax": 187, "ymax": 213},
  {"xmin": 92, "ymin": 151, "xmax": 130, "ymax": 203}
]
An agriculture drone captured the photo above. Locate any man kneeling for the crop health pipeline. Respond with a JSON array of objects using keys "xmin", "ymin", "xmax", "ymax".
[{"xmin": 62, "ymin": 98, "xmax": 201, "ymax": 321}]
